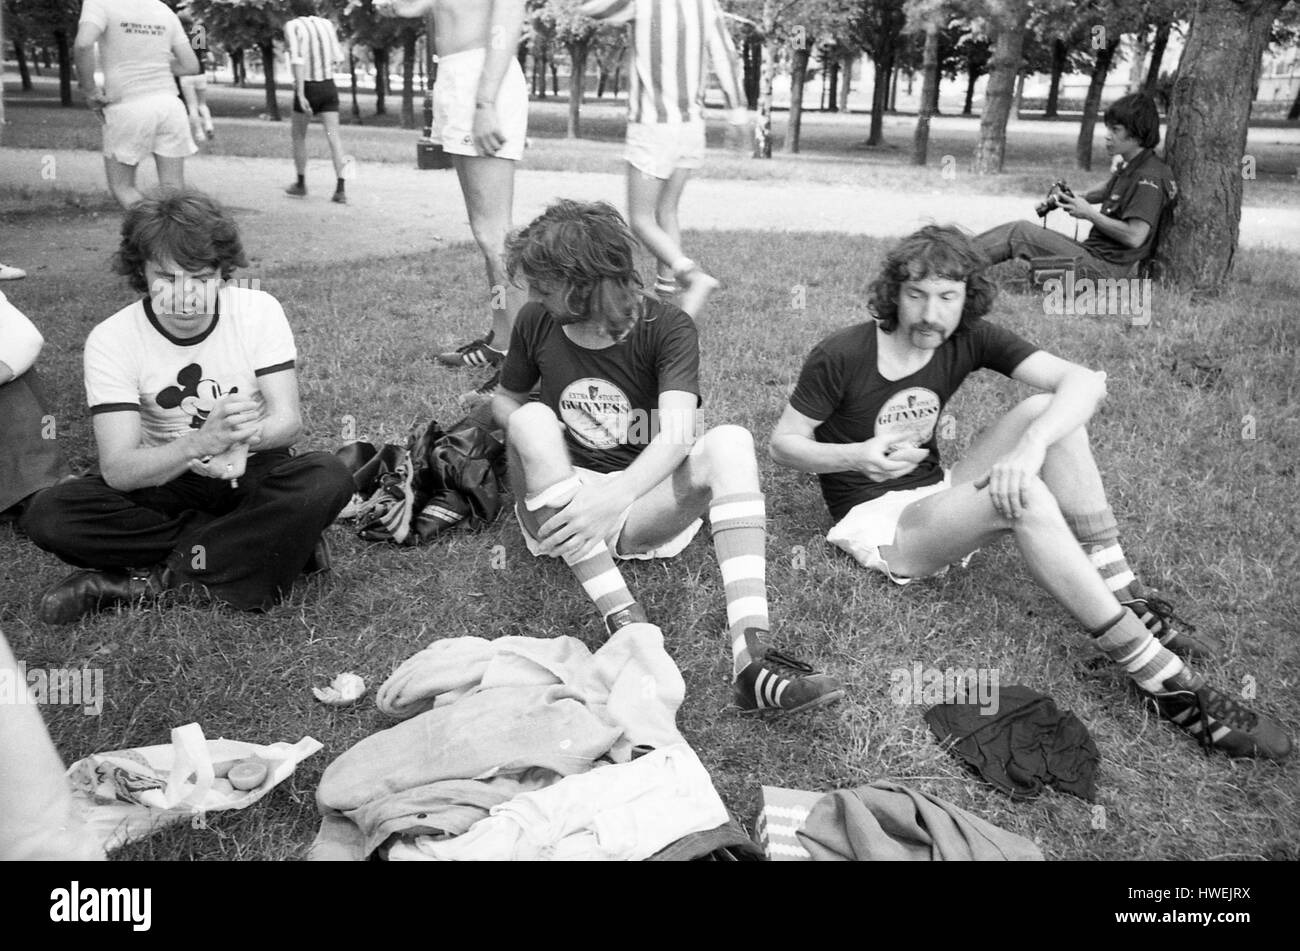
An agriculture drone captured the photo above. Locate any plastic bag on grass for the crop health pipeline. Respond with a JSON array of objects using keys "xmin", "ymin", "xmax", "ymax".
[{"xmin": 66, "ymin": 722, "xmax": 322, "ymax": 853}]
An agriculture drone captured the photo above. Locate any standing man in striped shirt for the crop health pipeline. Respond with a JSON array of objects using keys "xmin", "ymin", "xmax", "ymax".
[
  {"xmin": 379, "ymin": 0, "xmax": 530, "ymax": 399},
  {"xmin": 582, "ymin": 0, "xmax": 749, "ymax": 318},
  {"xmin": 283, "ymin": 1, "xmax": 350, "ymax": 204}
]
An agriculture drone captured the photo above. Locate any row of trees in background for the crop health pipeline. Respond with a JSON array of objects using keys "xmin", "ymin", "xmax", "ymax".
[{"xmin": 3, "ymin": 0, "xmax": 1298, "ymax": 290}]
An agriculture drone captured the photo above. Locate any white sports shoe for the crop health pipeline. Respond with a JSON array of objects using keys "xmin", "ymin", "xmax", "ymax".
[{"xmin": 0, "ymin": 263, "xmax": 27, "ymax": 280}]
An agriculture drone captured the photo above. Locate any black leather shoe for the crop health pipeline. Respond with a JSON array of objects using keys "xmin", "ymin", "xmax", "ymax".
[
  {"xmin": 38, "ymin": 568, "xmax": 165, "ymax": 625},
  {"xmin": 303, "ymin": 535, "xmax": 333, "ymax": 576}
]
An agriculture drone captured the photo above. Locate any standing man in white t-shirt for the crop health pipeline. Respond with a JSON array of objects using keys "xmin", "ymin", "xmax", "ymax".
[
  {"xmin": 74, "ymin": 0, "xmax": 201, "ymax": 209},
  {"xmin": 282, "ymin": 1, "xmax": 350, "ymax": 204}
]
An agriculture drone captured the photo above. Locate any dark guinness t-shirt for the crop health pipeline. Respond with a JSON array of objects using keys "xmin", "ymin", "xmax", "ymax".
[
  {"xmin": 1082, "ymin": 148, "xmax": 1177, "ymax": 265},
  {"xmin": 790, "ymin": 319, "xmax": 1038, "ymax": 521},
  {"xmin": 500, "ymin": 298, "xmax": 701, "ymax": 473}
]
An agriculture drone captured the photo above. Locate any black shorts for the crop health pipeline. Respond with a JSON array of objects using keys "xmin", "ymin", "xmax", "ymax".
[{"xmin": 293, "ymin": 79, "xmax": 340, "ymax": 115}]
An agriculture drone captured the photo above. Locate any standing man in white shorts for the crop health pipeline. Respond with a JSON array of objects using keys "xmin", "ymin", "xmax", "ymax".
[
  {"xmin": 770, "ymin": 224, "xmax": 1290, "ymax": 760},
  {"xmin": 283, "ymin": 2, "xmax": 350, "ymax": 204},
  {"xmin": 582, "ymin": 0, "xmax": 749, "ymax": 318},
  {"xmin": 74, "ymin": 0, "xmax": 200, "ymax": 209},
  {"xmin": 380, "ymin": 0, "xmax": 530, "ymax": 398}
]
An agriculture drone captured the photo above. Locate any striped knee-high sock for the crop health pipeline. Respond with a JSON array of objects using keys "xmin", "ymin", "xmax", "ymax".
[
  {"xmin": 524, "ymin": 474, "xmax": 637, "ymax": 626},
  {"xmin": 1065, "ymin": 508, "xmax": 1137, "ymax": 599},
  {"xmin": 708, "ymin": 492, "xmax": 769, "ymax": 676},
  {"xmin": 1089, "ymin": 608, "xmax": 1199, "ymax": 694}
]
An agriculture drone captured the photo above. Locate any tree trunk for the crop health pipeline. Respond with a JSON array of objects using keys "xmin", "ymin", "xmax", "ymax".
[
  {"xmin": 349, "ymin": 49, "xmax": 361, "ymax": 122},
  {"xmin": 14, "ymin": 39, "xmax": 32, "ymax": 91},
  {"xmin": 868, "ymin": 55, "xmax": 890, "ymax": 145},
  {"xmin": 784, "ymin": 42, "xmax": 810, "ymax": 153},
  {"xmin": 1163, "ymin": 0, "xmax": 1286, "ymax": 291},
  {"xmin": 928, "ymin": 66, "xmax": 940, "ymax": 114},
  {"xmin": 259, "ymin": 40, "xmax": 279, "ymax": 120},
  {"xmin": 1075, "ymin": 39, "xmax": 1118, "ymax": 171},
  {"xmin": 596, "ymin": 64, "xmax": 606, "ymax": 97},
  {"xmin": 1045, "ymin": 39, "xmax": 1065, "ymax": 117},
  {"xmin": 1011, "ymin": 69, "xmax": 1025, "ymax": 119},
  {"xmin": 912, "ymin": 21, "xmax": 940, "ymax": 166},
  {"xmin": 54, "ymin": 29, "xmax": 72, "ymax": 107},
  {"xmin": 613, "ymin": 64, "xmax": 621, "ymax": 96},
  {"xmin": 567, "ymin": 37, "xmax": 589, "ymax": 138},
  {"xmin": 549, "ymin": 59, "xmax": 558, "ymax": 97},
  {"xmin": 401, "ymin": 32, "xmax": 417, "ymax": 129},
  {"xmin": 963, "ymin": 62, "xmax": 979, "ymax": 115},
  {"xmin": 839, "ymin": 53, "xmax": 852, "ymax": 111},
  {"xmin": 753, "ymin": 18, "xmax": 775, "ymax": 158},
  {"xmin": 827, "ymin": 55, "xmax": 840, "ymax": 112},
  {"xmin": 972, "ymin": 1, "xmax": 1029, "ymax": 174},
  {"xmin": 1288, "ymin": 83, "xmax": 1300, "ymax": 121},
  {"xmin": 533, "ymin": 45, "xmax": 545, "ymax": 97},
  {"xmin": 1127, "ymin": 24, "xmax": 1149, "ymax": 93},
  {"xmin": 887, "ymin": 63, "xmax": 898, "ymax": 111},
  {"xmin": 743, "ymin": 32, "xmax": 761, "ymax": 110},
  {"xmin": 373, "ymin": 47, "xmax": 387, "ymax": 114},
  {"xmin": 1144, "ymin": 21, "xmax": 1170, "ymax": 93}
]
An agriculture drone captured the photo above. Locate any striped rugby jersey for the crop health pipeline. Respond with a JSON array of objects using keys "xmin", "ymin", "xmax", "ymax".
[
  {"xmin": 285, "ymin": 15, "xmax": 343, "ymax": 82},
  {"xmin": 582, "ymin": 0, "xmax": 744, "ymax": 124}
]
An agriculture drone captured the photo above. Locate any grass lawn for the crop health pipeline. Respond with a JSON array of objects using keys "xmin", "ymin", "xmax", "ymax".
[{"xmin": 1, "ymin": 201, "xmax": 1297, "ymax": 860}]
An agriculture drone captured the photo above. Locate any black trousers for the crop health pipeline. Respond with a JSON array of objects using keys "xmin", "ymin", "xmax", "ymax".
[
  {"xmin": 974, "ymin": 220, "xmax": 1136, "ymax": 280},
  {"xmin": 20, "ymin": 449, "xmax": 354, "ymax": 611},
  {"xmin": 0, "ymin": 369, "xmax": 69, "ymax": 514}
]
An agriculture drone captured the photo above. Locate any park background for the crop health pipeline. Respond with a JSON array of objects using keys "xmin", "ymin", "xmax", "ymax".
[{"xmin": 0, "ymin": 0, "xmax": 1297, "ymax": 861}]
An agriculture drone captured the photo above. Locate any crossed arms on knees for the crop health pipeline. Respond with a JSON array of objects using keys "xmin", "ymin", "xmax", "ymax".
[{"xmin": 770, "ymin": 351, "xmax": 1108, "ymax": 521}]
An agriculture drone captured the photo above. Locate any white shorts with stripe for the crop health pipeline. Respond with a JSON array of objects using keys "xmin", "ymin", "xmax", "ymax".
[
  {"xmin": 517, "ymin": 466, "xmax": 702, "ymax": 561},
  {"xmin": 433, "ymin": 48, "xmax": 529, "ymax": 162}
]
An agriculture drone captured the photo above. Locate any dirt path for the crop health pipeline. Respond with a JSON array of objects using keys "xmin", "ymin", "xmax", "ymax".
[{"xmin": 3, "ymin": 145, "xmax": 1298, "ymax": 277}]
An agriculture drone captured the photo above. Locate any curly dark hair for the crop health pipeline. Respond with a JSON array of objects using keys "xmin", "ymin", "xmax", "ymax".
[
  {"xmin": 113, "ymin": 188, "xmax": 248, "ymax": 295},
  {"xmin": 867, "ymin": 224, "xmax": 995, "ymax": 334},
  {"xmin": 1103, "ymin": 93, "xmax": 1161, "ymax": 150},
  {"xmin": 505, "ymin": 199, "xmax": 644, "ymax": 324}
]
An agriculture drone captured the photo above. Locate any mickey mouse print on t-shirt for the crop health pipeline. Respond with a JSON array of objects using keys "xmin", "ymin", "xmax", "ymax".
[{"xmin": 155, "ymin": 363, "xmax": 238, "ymax": 429}]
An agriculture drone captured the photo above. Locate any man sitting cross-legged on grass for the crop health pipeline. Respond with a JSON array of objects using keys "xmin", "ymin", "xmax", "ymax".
[
  {"xmin": 21, "ymin": 189, "xmax": 355, "ymax": 625},
  {"xmin": 769, "ymin": 224, "xmax": 1289, "ymax": 759},
  {"xmin": 492, "ymin": 199, "xmax": 843, "ymax": 715}
]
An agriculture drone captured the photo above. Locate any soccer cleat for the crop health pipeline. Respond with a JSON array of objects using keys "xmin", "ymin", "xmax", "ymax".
[
  {"xmin": 38, "ymin": 568, "xmax": 166, "ymax": 625},
  {"xmin": 437, "ymin": 337, "xmax": 505, "ymax": 369},
  {"xmin": 734, "ymin": 645, "xmax": 845, "ymax": 716},
  {"xmin": 331, "ymin": 189, "xmax": 348, "ymax": 205},
  {"xmin": 284, "ymin": 182, "xmax": 307, "ymax": 198},
  {"xmin": 1154, "ymin": 683, "xmax": 1291, "ymax": 760},
  {"xmin": 1121, "ymin": 589, "xmax": 1221, "ymax": 659},
  {"xmin": 0, "ymin": 263, "xmax": 27, "ymax": 280},
  {"xmin": 457, "ymin": 369, "xmax": 501, "ymax": 409}
]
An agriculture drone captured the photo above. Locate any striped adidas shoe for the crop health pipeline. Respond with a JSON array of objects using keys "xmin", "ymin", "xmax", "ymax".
[
  {"xmin": 734, "ymin": 647, "xmax": 844, "ymax": 716},
  {"xmin": 437, "ymin": 337, "xmax": 505, "ymax": 369},
  {"xmin": 1155, "ymin": 684, "xmax": 1291, "ymax": 760},
  {"xmin": 1121, "ymin": 590, "xmax": 1221, "ymax": 659}
]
